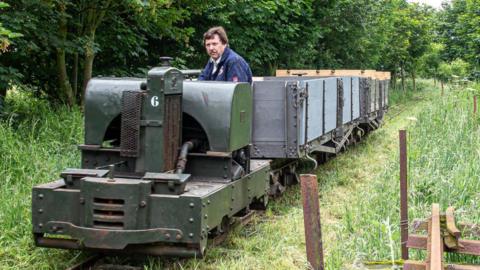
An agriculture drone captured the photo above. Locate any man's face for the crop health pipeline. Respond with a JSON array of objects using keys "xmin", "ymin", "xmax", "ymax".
[{"xmin": 205, "ymin": 34, "xmax": 226, "ymax": 60}]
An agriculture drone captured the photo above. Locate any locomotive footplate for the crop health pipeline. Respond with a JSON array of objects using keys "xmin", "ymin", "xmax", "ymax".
[{"xmin": 32, "ymin": 161, "xmax": 270, "ymax": 257}]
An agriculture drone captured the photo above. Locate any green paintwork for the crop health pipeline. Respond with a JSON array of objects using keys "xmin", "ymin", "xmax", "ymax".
[
  {"xmin": 81, "ymin": 78, "xmax": 252, "ymax": 169},
  {"xmin": 183, "ymin": 81, "xmax": 252, "ymax": 152},
  {"xmin": 84, "ymin": 78, "xmax": 143, "ymax": 145},
  {"xmin": 142, "ymin": 67, "xmax": 183, "ymax": 172},
  {"xmin": 32, "ymin": 161, "xmax": 270, "ymax": 255},
  {"xmin": 143, "ymin": 172, "xmax": 190, "ymax": 195}
]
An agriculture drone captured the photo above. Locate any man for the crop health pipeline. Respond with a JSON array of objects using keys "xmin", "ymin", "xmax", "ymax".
[{"xmin": 198, "ymin": 26, "xmax": 253, "ymax": 83}]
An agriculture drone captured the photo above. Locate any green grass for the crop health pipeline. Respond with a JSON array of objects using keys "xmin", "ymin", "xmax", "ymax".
[
  {"xmin": 1, "ymin": 80, "xmax": 479, "ymax": 269},
  {"xmin": 0, "ymin": 89, "xmax": 84, "ymax": 269}
]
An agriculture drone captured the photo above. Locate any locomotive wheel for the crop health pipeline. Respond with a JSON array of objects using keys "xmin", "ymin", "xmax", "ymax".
[
  {"xmin": 210, "ymin": 216, "xmax": 231, "ymax": 238},
  {"xmin": 250, "ymin": 195, "xmax": 268, "ymax": 210}
]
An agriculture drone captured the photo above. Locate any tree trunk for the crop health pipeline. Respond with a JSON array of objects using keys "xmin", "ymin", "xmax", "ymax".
[
  {"xmin": 56, "ymin": 2, "xmax": 74, "ymax": 106},
  {"xmin": 401, "ymin": 65, "xmax": 405, "ymax": 92},
  {"xmin": 411, "ymin": 71, "xmax": 416, "ymax": 92},
  {"xmin": 81, "ymin": 34, "xmax": 95, "ymax": 107},
  {"xmin": 80, "ymin": 1, "xmax": 111, "ymax": 107},
  {"xmin": 72, "ymin": 52, "xmax": 78, "ymax": 99},
  {"xmin": 441, "ymin": 81, "xmax": 444, "ymax": 96},
  {"xmin": 0, "ymin": 87, "xmax": 6, "ymax": 98},
  {"xmin": 391, "ymin": 72, "xmax": 396, "ymax": 91}
]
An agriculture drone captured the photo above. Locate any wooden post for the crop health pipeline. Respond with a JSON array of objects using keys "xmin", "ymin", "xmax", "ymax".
[
  {"xmin": 400, "ymin": 130, "xmax": 409, "ymax": 260},
  {"xmin": 427, "ymin": 204, "xmax": 444, "ymax": 270},
  {"xmin": 474, "ymin": 95, "xmax": 477, "ymax": 115},
  {"xmin": 300, "ymin": 174, "xmax": 324, "ymax": 270}
]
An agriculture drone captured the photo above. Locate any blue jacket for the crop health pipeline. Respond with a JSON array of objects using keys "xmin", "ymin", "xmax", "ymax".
[{"xmin": 198, "ymin": 47, "xmax": 253, "ymax": 83}]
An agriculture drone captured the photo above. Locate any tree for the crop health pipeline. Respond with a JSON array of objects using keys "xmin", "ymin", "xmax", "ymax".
[
  {"xmin": 0, "ymin": 1, "xmax": 22, "ymax": 101},
  {"xmin": 0, "ymin": 0, "xmax": 203, "ymax": 106},
  {"xmin": 437, "ymin": 0, "xmax": 480, "ymax": 79},
  {"xmin": 418, "ymin": 43, "xmax": 444, "ymax": 84},
  {"xmin": 0, "ymin": 2, "xmax": 21, "ymax": 52}
]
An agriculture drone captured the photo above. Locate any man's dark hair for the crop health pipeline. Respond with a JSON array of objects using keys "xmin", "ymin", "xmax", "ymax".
[{"xmin": 203, "ymin": 26, "xmax": 228, "ymax": 45}]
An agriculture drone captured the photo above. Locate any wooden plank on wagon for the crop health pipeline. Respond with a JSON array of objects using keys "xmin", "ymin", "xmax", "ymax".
[
  {"xmin": 275, "ymin": 69, "xmax": 377, "ymax": 77},
  {"xmin": 375, "ymin": 71, "xmax": 391, "ymax": 80},
  {"xmin": 427, "ymin": 204, "xmax": 443, "ymax": 270}
]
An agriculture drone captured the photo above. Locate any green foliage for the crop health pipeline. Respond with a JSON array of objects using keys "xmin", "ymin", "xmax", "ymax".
[
  {"xmin": 438, "ymin": 61, "xmax": 453, "ymax": 82},
  {"xmin": 450, "ymin": 58, "xmax": 470, "ymax": 78},
  {"xmin": 437, "ymin": 0, "xmax": 480, "ymax": 78},
  {"xmin": 438, "ymin": 58, "xmax": 470, "ymax": 82},
  {"xmin": 379, "ymin": 0, "xmax": 434, "ymax": 84},
  {"xmin": 418, "ymin": 42, "xmax": 444, "ymax": 78},
  {"xmin": 0, "ymin": 1, "xmax": 21, "ymax": 53},
  {"xmin": 0, "ymin": 0, "xmax": 443, "ymax": 99}
]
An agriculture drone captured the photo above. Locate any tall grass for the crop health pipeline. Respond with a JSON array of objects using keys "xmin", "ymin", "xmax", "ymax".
[
  {"xmin": 0, "ymin": 89, "xmax": 83, "ymax": 269},
  {"xmin": 319, "ymin": 79, "xmax": 480, "ymax": 268}
]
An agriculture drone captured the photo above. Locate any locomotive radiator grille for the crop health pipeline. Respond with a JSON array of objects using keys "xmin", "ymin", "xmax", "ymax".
[
  {"xmin": 163, "ymin": 95, "xmax": 182, "ymax": 171},
  {"xmin": 120, "ymin": 91, "xmax": 143, "ymax": 157},
  {"xmin": 92, "ymin": 197, "xmax": 125, "ymax": 229}
]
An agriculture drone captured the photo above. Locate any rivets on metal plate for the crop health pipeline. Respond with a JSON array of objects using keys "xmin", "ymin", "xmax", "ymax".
[
  {"xmin": 207, "ymin": 200, "xmax": 211, "ymax": 205},
  {"xmin": 38, "ymin": 223, "xmax": 43, "ymax": 228},
  {"xmin": 176, "ymin": 234, "xmax": 182, "ymax": 240},
  {"xmin": 189, "ymin": 218, "xmax": 194, "ymax": 223},
  {"xmin": 204, "ymin": 214, "xmax": 208, "ymax": 219},
  {"xmin": 79, "ymin": 197, "xmax": 85, "ymax": 204},
  {"xmin": 37, "ymin": 194, "xmax": 44, "ymax": 199},
  {"xmin": 189, "ymin": 233, "xmax": 194, "ymax": 238},
  {"xmin": 140, "ymin": 201, "xmax": 147, "ymax": 208},
  {"xmin": 38, "ymin": 208, "xmax": 43, "ymax": 214},
  {"xmin": 164, "ymin": 233, "xmax": 170, "ymax": 239},
  {"xmin": 189, "ymin": 203, "xmax": 194, "ymax": 208}
]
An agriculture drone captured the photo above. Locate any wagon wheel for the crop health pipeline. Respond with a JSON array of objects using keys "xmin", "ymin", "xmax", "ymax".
[{"xmin": 284, "ymin": 164, "xmax": 299, "ymax": 186}]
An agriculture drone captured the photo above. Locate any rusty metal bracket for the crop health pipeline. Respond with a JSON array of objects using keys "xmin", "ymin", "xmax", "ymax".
[{"xmin": 43, "ymin": 221, "xmax": 184, "ymax": 249}]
